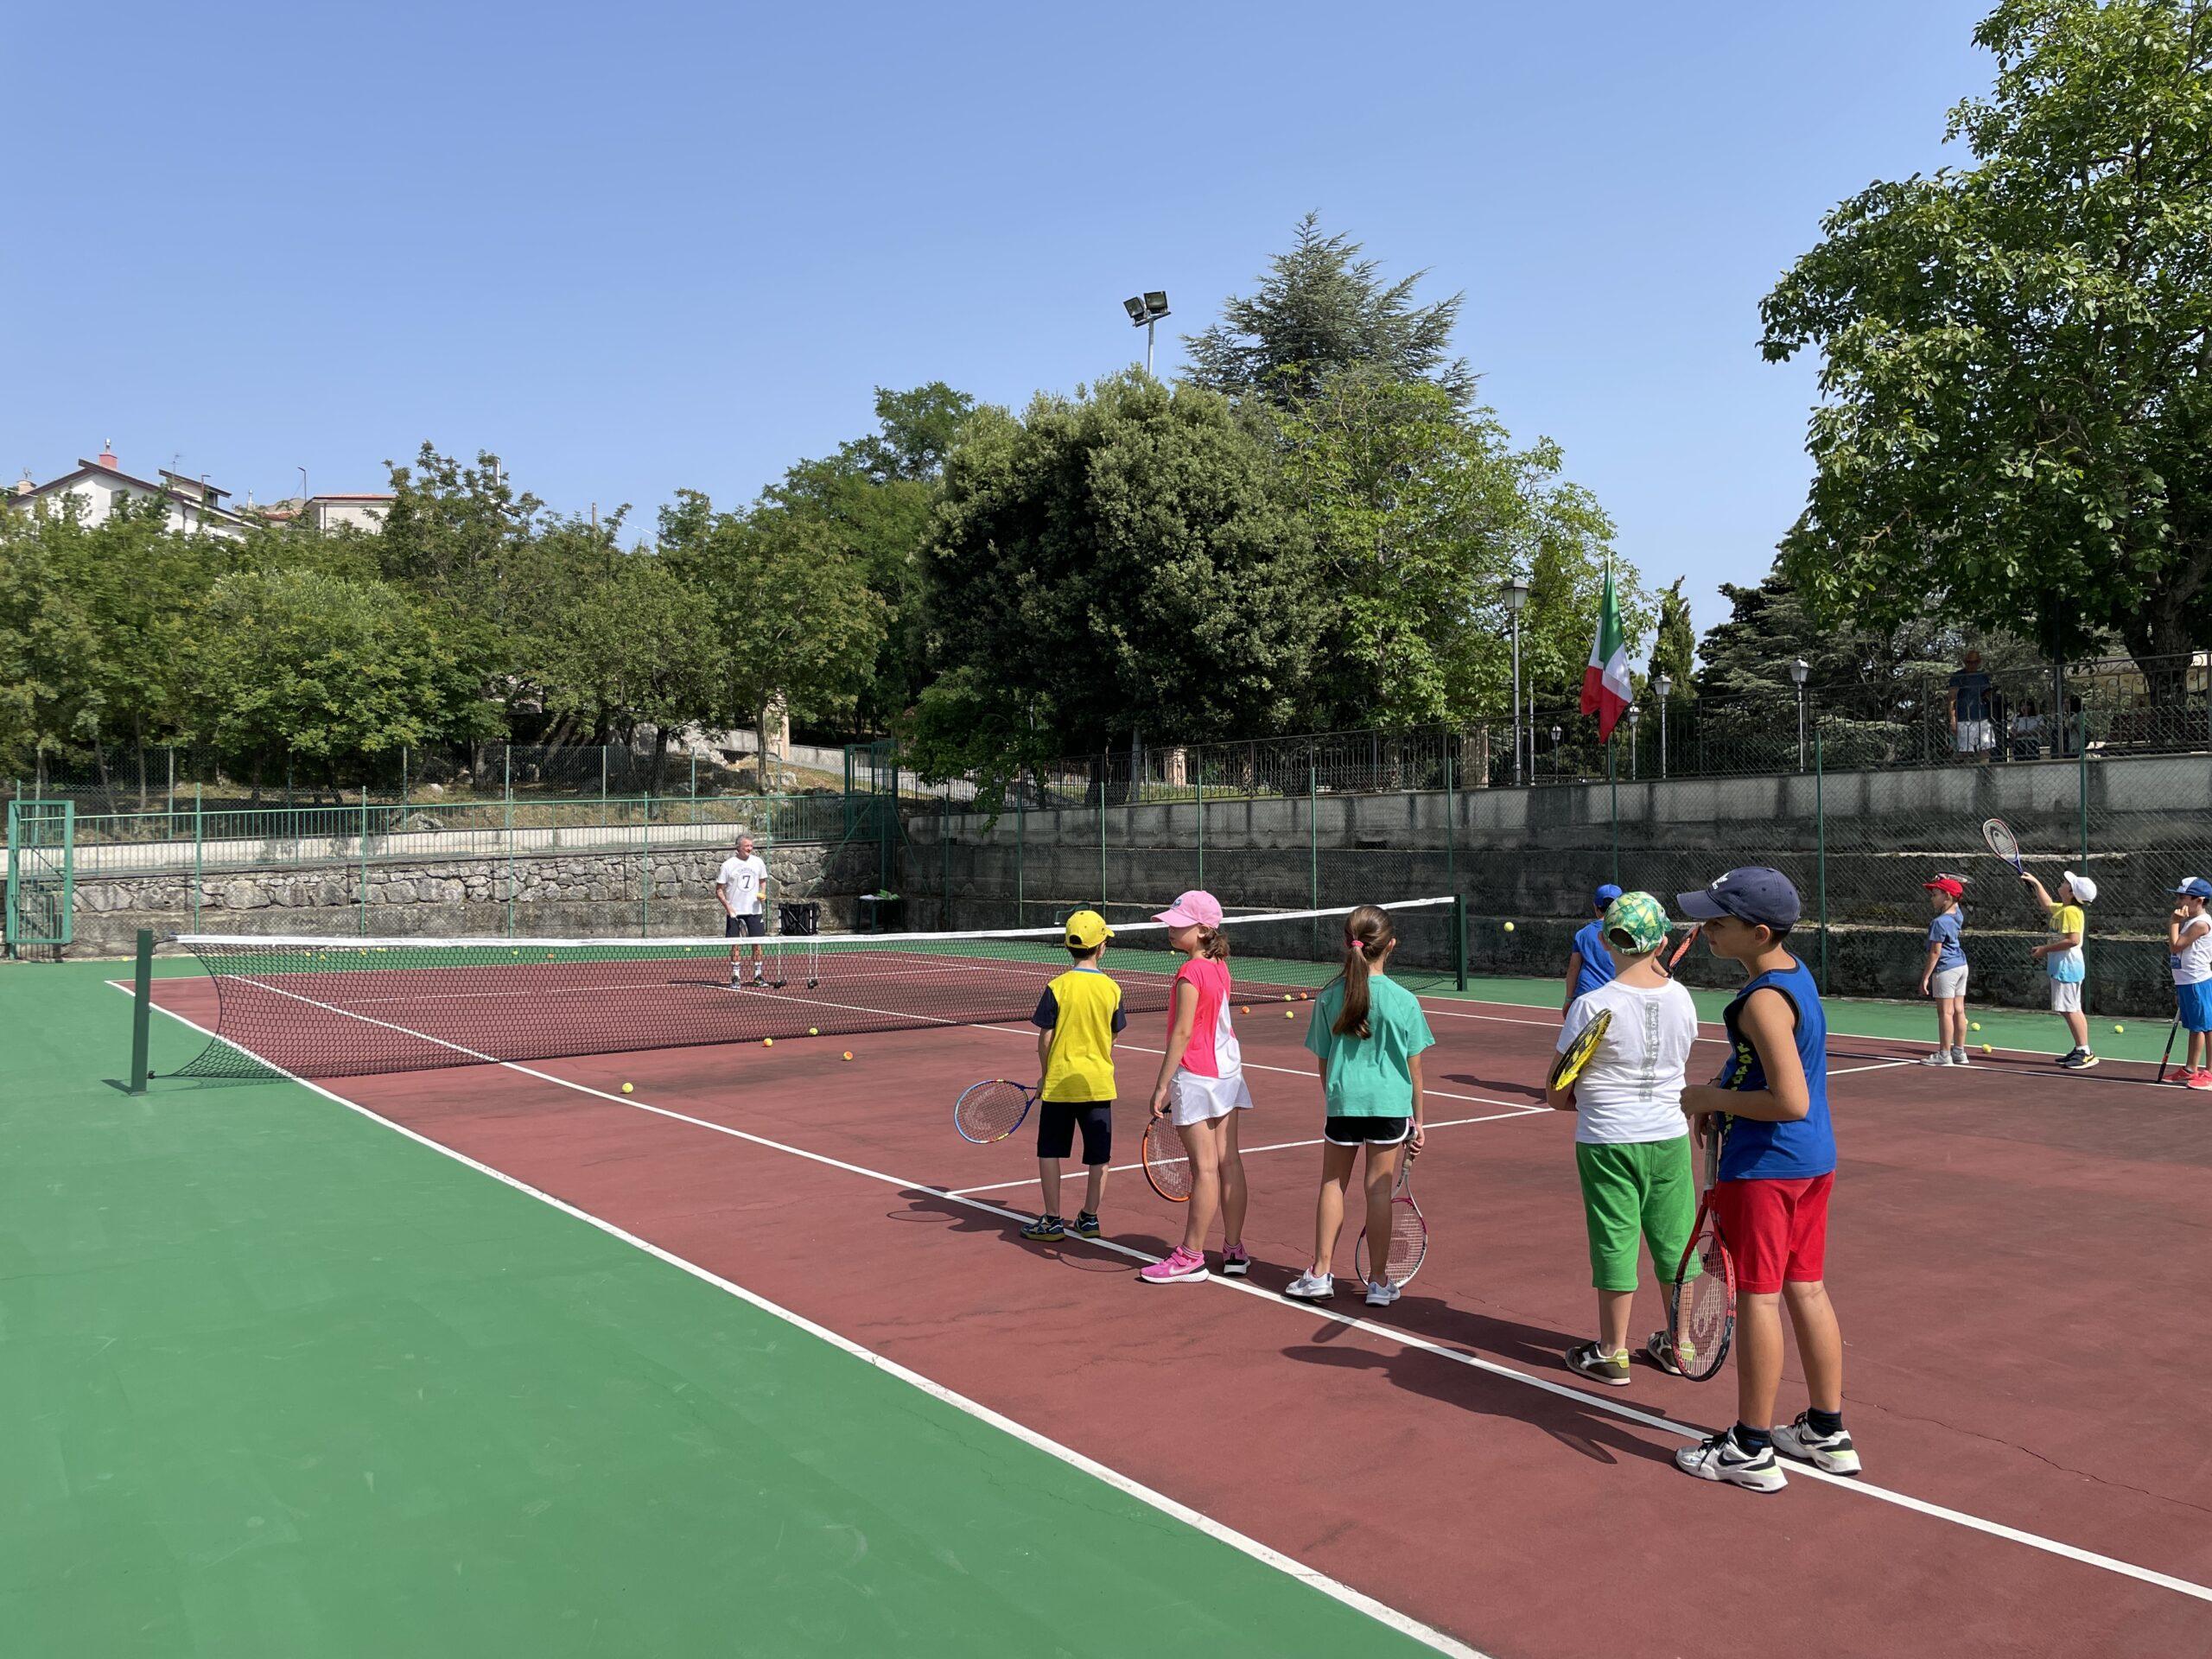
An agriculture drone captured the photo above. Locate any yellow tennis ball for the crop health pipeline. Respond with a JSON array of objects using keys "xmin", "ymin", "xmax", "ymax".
[
  {"xmin": 808, "ymin": 1027, "xmax": 820, "ymax": 1037},
  {"xmin": 1282, "ymin": 994, "xmax": 1294, "ymax": 1001},
  {"xmin": 1503, "ymin": 921, "xmax": 1516, "ymax": 932},
  {"xmin": 1969, "ymin": 1021, "xmax": 1981, "ymax": 1032},
  {"xmin": 1981, "ymin": 1045, "xmax": 1992, "ymax": 1055},
  {"xmin": 1285, "ymin": 1008, "xmax": 1295, "ymax": 1020},
  {"xmin": 2113, "ymin": 1024, "xmax": 2125, "ymax": 1034},
  {"xmin": 621, "ymin": 1082, "xmax": 633, "ymax": 1095},
  {"xmin": 762, "ymin": 1037, "xmax": 774, "ymax": 1047}
]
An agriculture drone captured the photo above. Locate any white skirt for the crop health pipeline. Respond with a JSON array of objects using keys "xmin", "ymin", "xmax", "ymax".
[{"xmin": 1169, "ymin": 1069, "xmax": 1254, "ymax": 1127}]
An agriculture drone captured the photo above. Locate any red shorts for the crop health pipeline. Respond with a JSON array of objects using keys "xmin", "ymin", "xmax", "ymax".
[{"xmin": 1713, "ymin": 1173, "xmax": 1833, "ymax": 1294}]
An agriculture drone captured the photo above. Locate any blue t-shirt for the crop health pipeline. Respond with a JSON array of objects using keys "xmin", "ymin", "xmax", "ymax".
[
  {"xmin": 1715, "ymin": 957, "xmax": 1836, "ymax": 1182},
  {"xmin": 1570, "ymin": 919, "xmax": 1616, "ymax": 996},
  {"xmin": 1948, "ymin": 669, "xmax": 1992, "ymax": 721},
  {"xmin": 1927, "ymin": 909, "xmax": 1966, "ymax": 972}
]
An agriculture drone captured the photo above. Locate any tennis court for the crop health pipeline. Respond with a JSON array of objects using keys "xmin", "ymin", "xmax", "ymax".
[{"xmin": 3, "ymin": 912, "xmax": 2204, "ymax": 1659}]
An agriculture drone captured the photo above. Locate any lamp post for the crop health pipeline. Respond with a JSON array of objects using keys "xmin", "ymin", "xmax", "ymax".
[
  {"xmin": 1656, "ymin": 672, "xmax": 1672, "ymax": 779},
  {"xmin": 1122, "ymin": 291, "xmax": 1171, "ymax": 375},
  {"xmin": 1550, "ymin": 724, "xmax": 1563, "ymax": 782},
  {"xmin": 1503, "ymin": 575, "xmax": 1530, "ymax": 786},
  {"xmin": 1791, "ymin": 658, "xmax": 1810, "ymax": 771},
  {"xmin": 1627, "ymin": 702, "xmax": 1640, "ymax": 781}
]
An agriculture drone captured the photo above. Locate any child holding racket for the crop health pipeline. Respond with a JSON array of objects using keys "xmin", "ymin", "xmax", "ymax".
[
  {"xmin": 1022, "ymin": 910, "xmax": 1127, "ymax": 1243},
  {"xmin": 1917, "ymin": 876, "xmax": 1971, "ymax": 1066},
  {"xmin": 1543, "ymin": 893, "xmax": 1698, "ymax": 1384},
  {"xmin": 2167, "ymin": 878, "xmax": 2212, "ymax": 1090},
  {"xmin": 1141, "ymin": 891, "xmax": 1255, "ymax": 1283},
  {"xmin": 1287, "ymin": 904, "xmax": 1434, "ymax": 1306},
  {"xmin": 1672, "ymin": 868, "xmax": 1857, "ymax": 1494},
  {"xmin": 2020, "ymin": 870, "xmax": 2098, "ymax": 1068}
]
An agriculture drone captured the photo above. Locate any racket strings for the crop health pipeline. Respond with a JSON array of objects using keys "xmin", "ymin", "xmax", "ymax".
[
  {"xmin": 954, "ymin": 1080, "xmax": 1030, "ymax": 1141},
  {"xmin": 1143, "ymin": 1125, "xmax": 1193, "ymax": 1200}
]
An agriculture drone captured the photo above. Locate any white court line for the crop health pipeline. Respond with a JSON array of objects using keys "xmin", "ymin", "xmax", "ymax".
[
  {"xmin": 124, "ymin": 981, "xmax": 2212, "ymax": 1610},
  {"xmin": 945, "ymin": 1108, "xmax": 1548, "ymax": 1198}
]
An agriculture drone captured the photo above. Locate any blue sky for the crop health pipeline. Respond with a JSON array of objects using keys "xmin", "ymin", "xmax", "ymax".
[{"xmin": 2, "ymin": 1, "xmax": 1993, "ymax": 636}]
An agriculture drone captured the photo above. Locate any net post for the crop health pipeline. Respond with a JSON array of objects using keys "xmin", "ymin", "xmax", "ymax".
[
  {"xmin": 1452, "ymin": 893, "xmax": 1468, "ymax": 992},
  {"xmin": 128, "ymin": 927, "xmax": 153, "ymax": 1094}
]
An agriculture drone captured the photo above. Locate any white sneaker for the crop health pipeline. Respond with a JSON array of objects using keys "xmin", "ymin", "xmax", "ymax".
[
  {"xmin": 1773, "ymin": 1413, "xmax": 1862, "ymax": 1475},
  {"xmin": 1364, "ymin": 1279, "xmax": 1401, "ymax": 1307},
  {"xmin": 1951, "ymin": 1047, "xmax": 1969, "ymax": 1066},
  {"xmin": 1919, "ymin": 1051, "xmax": 1954, "ymax": 1066},
  {"xmin": 1283, "ymin": 1270, "xmax": 1333, "ymax": 1300},
  {"xmin": 1675, "ymin": 1430, "xmax": 1788, "ymax": 1493}
]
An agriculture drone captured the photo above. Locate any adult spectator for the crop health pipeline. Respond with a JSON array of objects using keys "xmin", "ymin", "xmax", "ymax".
[
  {"xmin": 1948, "ymin": 649, "xmax": 1994, "ymax": 763},
  {"xmin": 2010, "ymin": 699, "xmax": 2045, "ymax": 760}
]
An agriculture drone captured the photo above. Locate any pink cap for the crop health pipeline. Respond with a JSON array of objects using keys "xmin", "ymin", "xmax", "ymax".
[{"xmin": 1152, "ymin": 890, "xmax": 1223, "ymax": 929}]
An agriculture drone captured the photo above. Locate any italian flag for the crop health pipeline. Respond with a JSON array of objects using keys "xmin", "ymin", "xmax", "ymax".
[{"xmin": 1580, "ymin": 565, "xmax": 1633, "ymax": 741}]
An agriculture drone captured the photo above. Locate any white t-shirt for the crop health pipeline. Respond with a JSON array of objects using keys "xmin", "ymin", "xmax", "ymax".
[
  {"xmin": 715, "ymin": 854, "xmax": 768, "ymax": 916},
  {"xmin": 2173, "ymin": 915, "xmax": 2212, "ymax": 986},
  {"xmin": 1556, "ymin": 979, "xmax": 1698, "ymax": 1145}
]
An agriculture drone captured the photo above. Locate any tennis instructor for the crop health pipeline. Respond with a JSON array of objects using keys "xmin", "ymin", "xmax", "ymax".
[{"xmin": 716, "ymin": 834, "xmax": 770, "ymax": 987}]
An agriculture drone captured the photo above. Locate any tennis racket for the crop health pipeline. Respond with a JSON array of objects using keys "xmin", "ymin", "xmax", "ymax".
[
  {"xmin": 1142, "ymin": 1116, "xmax": 1192, "ymax": 1202},
  {"xmin": 952, "ymin": 1079, "xmax": 1035, "ymax": 1145},
  {"xmin": 1548, "ymin": 1008, "xmax": 1614, "ymax": 1092},
  {"xmin": 1664, "ymin": 1123, "xmax": 1736, "ymax": 1382},
  {"xmin": 1659, "ymin": 923, "xmax": 1702, "ymax": 978},
  {"xmin": 1983, "ymin": 817, "xmax": 2026, "ymax": 878},
  {"xmin": 2158, "ymin": 1011, "xmax": 2183, "ymax": 1084},
  {"xmin": 1354, "ymin": 1154, "xmax": 1427, "ymax": 1287}
]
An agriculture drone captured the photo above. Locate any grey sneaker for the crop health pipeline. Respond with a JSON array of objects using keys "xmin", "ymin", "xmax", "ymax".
[
  {"xmin": 1951, "ymin": 1046, "xmax": 1970, "ymax": 1066},
  {"xmin": 1283, "ymin": 1270, "xmax": 1333, "ymax": 1301},
  {"xmin": 1567, "ymin": 1342, "xmax": 1632, "ymax": 1386},
  {"xmin": 1363, "ymin": 1279, "xmax": 1401, "ymax": 1308},
  {"xmin": 1919, "ymin": 1050, "xmax": 1954, "ymax": 1066}
]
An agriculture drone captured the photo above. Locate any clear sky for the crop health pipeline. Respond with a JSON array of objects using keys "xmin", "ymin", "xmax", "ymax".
[{"xmin": 2, "ymin": 1, "xmax": 1993, "ymax": 634}]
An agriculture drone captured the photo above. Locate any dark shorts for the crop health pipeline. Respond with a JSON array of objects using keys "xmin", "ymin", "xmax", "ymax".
[
  {"xmin": 1038, "ymin": 1101, "xmax": 1112, "ymax": 1164},
  {"xmin": 724, "ymin": 912, "xmax": 766, "ymax": 938},
  {"xmin": 1324, "ymin": 1115, "xmax": 1411, "ymax": 1147}
]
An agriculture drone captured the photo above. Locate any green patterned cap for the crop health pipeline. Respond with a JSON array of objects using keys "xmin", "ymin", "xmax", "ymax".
[{"xmin": 1603, "ymin": 891, "xmax": 1671, "ymax": 954}]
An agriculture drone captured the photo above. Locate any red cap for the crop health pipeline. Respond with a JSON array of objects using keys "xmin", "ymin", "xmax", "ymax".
[{"xmin": 1923, "ymin": 877, "xmax": 1965, "ymax": 898}]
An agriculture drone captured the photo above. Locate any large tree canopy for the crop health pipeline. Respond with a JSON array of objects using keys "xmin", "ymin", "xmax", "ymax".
[
  {"xmin": 1762, "ymin": 0, "xmax": 2212, "ymax": 673},
  {"xmin": 1183, "ymin": 213, "xmax": 1475, "ymax": 408}
]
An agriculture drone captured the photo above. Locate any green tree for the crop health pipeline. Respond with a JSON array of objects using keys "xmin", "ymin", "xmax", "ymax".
[
  {"xmin": 0, "ymin": 511, "xmax": 104, "ymax": 785},
  {"xmin": 1184, "ymin": 214, "xmax": 1475, "ymax": 407},
  {"xmin": 185, "ymin": 569, "xmax": 485, "ymax": 795},
  {"xmin": 912, "ymin": 375, "xmax": 1324, "ymax": 788},
  {"xmin": 1645, "ymin": 579, "xmax": 1699, "ymax": 704},
  {"xmin": 533, "ymin": 552, "xmax": 725, "ymax": 786},
  {"xmin": 1761, "ymin": 0, "xmax": 2212, "ymax": 682}
]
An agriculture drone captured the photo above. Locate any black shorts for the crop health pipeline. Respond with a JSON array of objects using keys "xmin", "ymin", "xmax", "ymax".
[
  {"xmin": 1038, "ymin": 1101, "xmax": 1113, "ymax": 1164},
  {"xmin": 724, "ymin": 912, "xmax": 766, "ymax": 938},
  {"xmin": 1324, "ymin": 1115, "xmax": 1411, "ymax": 1147}
]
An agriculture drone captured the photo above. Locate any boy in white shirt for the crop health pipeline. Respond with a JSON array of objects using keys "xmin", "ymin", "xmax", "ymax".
[
  {"xmin": 1547, "ymin": 892, "xmax": 1700, "ymax": 1387},
  {"xmin": 2168, "ymin": 877, "xmax": 2212, "ymax": 1090},
  {"xmin": 715, "ymin": 835, "xmax": 772, "ymax": 987}
]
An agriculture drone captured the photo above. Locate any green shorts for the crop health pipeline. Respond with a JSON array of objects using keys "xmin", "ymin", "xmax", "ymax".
[{"xmin": 1575, "ymin": 1137, "xmax": 1696, "ymax": 1293}]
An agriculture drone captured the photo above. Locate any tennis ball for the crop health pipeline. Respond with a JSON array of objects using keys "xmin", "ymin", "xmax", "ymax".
[
  {"xmin": 762, "ymin": 1037, "xmax": 774, "ymax": 1047},
  {"xmin": 1981, "ymin": 1044, "xmax": 1993, "ymax": 1054},
  {"xmin": 1240, "ymin": 1006, "xmax": 1250, "ymax": 1015},
  {"xmin": 1282, "ymin": 994, "xmax": 1294, "ymax": 1001},
  {"xmin": 842, "ymin": 1051, "xmax": 854, "ymax": 1061},
  {"xmin": 808, "ymin": 1027, "xmax": 820, "ymax": 1037},
  {"xmin": 1969, "ymin": 1021, "xmax": 1981, "ymax": 1032},
  {"xmin": 621, "ymin": 1082, "xmax": 633, "ymax": 1095},
  {"xmin": 1503, "ymin": 921, "xmax": 1516, "ymax": 932},
  {"xmin": 1285, "ymin": 1008, "xmax": 1295, "ymax": 1020},
  {"xmin": 2114, "ymin": 1024, "xmax": 2126, "ymax": 1034}
]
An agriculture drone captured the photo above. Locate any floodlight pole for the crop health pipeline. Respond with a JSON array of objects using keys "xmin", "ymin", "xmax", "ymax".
[{"xmin": 1503, "ymin": 575, "xmax": 1530, "ymax": 786}]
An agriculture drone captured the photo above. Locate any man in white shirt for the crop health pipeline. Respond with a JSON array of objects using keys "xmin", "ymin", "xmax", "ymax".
[{"xmin": 716, "ymin": 835, "xmax": 771, "ymax": 987}]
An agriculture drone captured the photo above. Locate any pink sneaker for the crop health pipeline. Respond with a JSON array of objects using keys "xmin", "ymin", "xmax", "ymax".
[
  {"xmin": 1141, "ymin": 1247, "xmax": 1208, "ymax": 1283},
  {"xmin": 2188, "ymin": 1070, "xmax": 2212, "ymax": 1091}
]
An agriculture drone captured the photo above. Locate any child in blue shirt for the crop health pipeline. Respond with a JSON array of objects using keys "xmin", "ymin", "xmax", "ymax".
[{"xmin": 1917, "ymin": 876, "xmax": 1970, "ymax": 1066}]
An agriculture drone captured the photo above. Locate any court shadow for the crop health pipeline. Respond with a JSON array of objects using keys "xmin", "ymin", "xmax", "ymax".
[
  {"xmin": 1278, "ymin": 1337, "xmax": 1687, "ymax": 1470},
  {"xmin": 887, "ymin": 1187, "xmax": 1177, "ymax": 1271},
  {"xmin": 1443, "ymin": 1073, "xmax": 1547, "ymax": 1102}
]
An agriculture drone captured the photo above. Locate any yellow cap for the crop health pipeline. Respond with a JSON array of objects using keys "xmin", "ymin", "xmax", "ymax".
[{"xmin": 1064, "ymin": 909, "xmax": 1115, "ymax": 949}]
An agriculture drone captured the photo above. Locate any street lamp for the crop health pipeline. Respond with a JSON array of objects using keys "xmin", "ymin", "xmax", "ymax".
[
  {"xmin": 1656, "ymin": 672, "xmax": 1672, "ymax": 779},
  {"xmin": 1627, "ymin": 702, "xmax": 1641, "ymax": 781},
  {"xmin": 1503, "ymin": 575, "xmax": 1530, "ymax": 786},
  {"xmin": 1550, "ymin": 724, "xmax": 1564, "ymax": 782},
  {"xmin": 1791, "ymin": 658, "xmax": 1810, "ymax": 771},
  {"xmin": 1123, "ymin": 291, "xmax": 1171, "ymax": 376}
]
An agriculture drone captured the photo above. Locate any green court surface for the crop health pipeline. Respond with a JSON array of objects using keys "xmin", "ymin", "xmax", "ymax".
[{"xmin": 0, "ymin": 962, "xmax": 1440, "ymax": 1658}]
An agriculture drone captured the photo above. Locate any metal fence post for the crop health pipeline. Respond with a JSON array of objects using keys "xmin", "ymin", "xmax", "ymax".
[
  {"xmin": 1195, "ymin": 757, "xmax": 1205, "ymax": 895},
  {"xmin": 358, "ymin": 787, "xmax": 370, "ymax": 936},
  {"xmin": 1815, "ymin": 728, "xmax": 1829, "ymax": 994},
  {"xmin": 1309, "ymin": 760, "xmax": 1321, "ymax": 958},
  {"xmin": 1096, "ymin": 753, "xmax": 1107, "ymax": 912},
  {"xmin": 640, "ymin": 796, "xmax": 652, "ymax": 937},
  {"xmin": 1607, "ymin": 739, "xmax": 1620, "ymax": 887},
  {"xmin": 505, "ymin": 747, "xmax": 516, "ymax": 938},
  {"xmin": 192, "ymin": 785, "xmax": 203, "ymax": 931},
  {"xmin": 1444, "ymin": 751, "xmax": 1456, "ymax": 899},
  {"xmin": 2078, "ymin": 709, "xmax": 2091, "ymax": 869},
  {"xmin": 942, "ymin": 780, "xmax": 953, "ymax": 929},
  {"xmin": 1015, "ymin": 768, "xmax": 1027, "ymax": 929}
]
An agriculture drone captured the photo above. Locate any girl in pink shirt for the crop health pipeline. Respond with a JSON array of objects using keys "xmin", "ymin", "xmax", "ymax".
[{"xmin": 1141, "ymin": 890, "xmax": 1255, "ymax": 1283}]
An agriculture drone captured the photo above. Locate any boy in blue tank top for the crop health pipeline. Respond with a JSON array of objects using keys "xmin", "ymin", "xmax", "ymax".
[{"xmin": 1670, "ymin": 868, "xmax": 1860, "ymax": 1494}]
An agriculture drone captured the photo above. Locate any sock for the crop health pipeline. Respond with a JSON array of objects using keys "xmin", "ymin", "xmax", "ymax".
[
  {"xmin": 1806, "ymin": 1408, "xmax": 1844, "ymax": 1437},
  {"xmin": 1731, "ymin": 1423, "xmax": 1772, "ymax": 1454}
]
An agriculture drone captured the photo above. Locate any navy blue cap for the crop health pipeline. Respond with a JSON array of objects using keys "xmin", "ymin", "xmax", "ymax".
[
  {"xmin": 1677, "ymin": 867, "xmax": 1802, "ymax": 929},
  {"xmin": 2175, "ymin": 876, "xmax": 2212, "ymax": 901},
  {"xmin": 1593, "ymin": 883, "xmax": 1624, "ymax": 906}
]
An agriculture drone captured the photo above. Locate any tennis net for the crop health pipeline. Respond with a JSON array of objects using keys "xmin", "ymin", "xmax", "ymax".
[{"xmin": 170, "ymin": 897, "xmax": 1462, "ymax": 1079}]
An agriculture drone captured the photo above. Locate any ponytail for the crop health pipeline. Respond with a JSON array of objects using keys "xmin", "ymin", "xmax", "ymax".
[
  {"xmin": 1196, "ymin": 923, "xmax": 1230, "ymax": 962},
  {"xmin": 1332, "ymin": 905, "xmax": 1395, "ymax": 1039}
]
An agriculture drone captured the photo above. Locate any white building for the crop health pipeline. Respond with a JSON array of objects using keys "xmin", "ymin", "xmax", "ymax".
[{"xmin": 6, "ymin": 446, "xmax": 394, "ymax": 537}]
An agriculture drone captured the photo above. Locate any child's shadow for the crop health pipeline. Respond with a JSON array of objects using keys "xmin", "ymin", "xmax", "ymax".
[
  {"xmin": 889, "ymin": 1187, "xmax": 1172, "ymax": 1273},
  {"xmin": 1443, "ymin": 1072, "xmax": 1546, "ymax": 1102}
]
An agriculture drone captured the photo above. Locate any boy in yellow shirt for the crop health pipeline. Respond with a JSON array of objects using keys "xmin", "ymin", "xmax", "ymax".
[
  {"xmin": 1023, "ymin": 910, "xmax": 1127, "ymax": 1242},
  {"xmin": 2021, "ymin": 870, "xmax": 2098, "ymax": 1068}
]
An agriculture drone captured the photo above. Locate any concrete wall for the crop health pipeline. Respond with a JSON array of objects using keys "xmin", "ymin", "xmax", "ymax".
[
  {"xmin": 902, "ymin": 751, "xmax": 2212, "ymax": 1017},
  {"xmin": 71, "ymin": 840, "xmax": 880, "ymax": 957}
]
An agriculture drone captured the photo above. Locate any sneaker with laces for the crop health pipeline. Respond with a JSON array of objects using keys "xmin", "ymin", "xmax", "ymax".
[
  {"xmin": 2189, "ymin": 1070, "xmax": 2212, "ymax": 1091},
  {"xmin": 1567, "ymin": 1342, "xmax": 1631, "ymax": 1386},
  {"xmin": 1951, "ymin": 1046, "xmax": 1969, "ymax": 1066},
  {"xmin": 1644, "ymin": 1328, "xmax": 1693, "ymax": 1376},
  {"xmin": 1071, "ymin": 1211, "xmax": 1101, "ymax": 1239},
  {"xmin": 1020, "ymin": 1215, "xmax": 1065, "ymax": 1243},
  {"xmin": 1918, "ymin": 1050, "xmax": 1954, "ymax": 1066},
  {"xmin": 1219, "ymin": 1245, "xmax": 1251, "ymax": 1276},
  {"xmin": 1675, "ymin": 1429, "xmax": 1788, "ymax": 1493},
  {"xmin": 1363, "ymin": 1278, "xmax": 1401, "ymax": 1307},
  {"xmin": 1140, "ymin": 1246, "xmax": 1207, "ymax": 1283},
  {"xmin": 1282, "ymin": 1270, "xmax": 1333, "ymax": 1300},
  {"xmin": 1773, "ymin": 1412, "xmax": 1862, "ymax": 1475},
  {"xmin": 2061, "ymin": 1050, "xmax": 2101, "ymax": 1070}
]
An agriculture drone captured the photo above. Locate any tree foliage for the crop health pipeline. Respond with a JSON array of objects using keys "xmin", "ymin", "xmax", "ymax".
[
  {"xmin": 1184, "ymin": 213, "xmax": 1475, "ymax": 408},
  {"xmin": 1762, "ymin": 0, "xmax": 2212, "ymax": 674}
]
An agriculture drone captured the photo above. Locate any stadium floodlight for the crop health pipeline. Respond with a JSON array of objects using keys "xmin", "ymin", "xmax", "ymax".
[
  {"xmin": 1791, "ymin": 658, "xmax": 1811, "ymax": 769},
  {"xmin": 1124, "ymin": 290, "xmax": 1172, "ymax": 374},
  {"xmin": 1656, "ymin": 673, "xmax": 1673, "ymax": 779}
]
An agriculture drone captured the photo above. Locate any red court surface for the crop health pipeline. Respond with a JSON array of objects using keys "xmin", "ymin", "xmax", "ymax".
[{"xmin": 149, "ymin": 976, "xmax": 2212, "ymax": 1658}]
